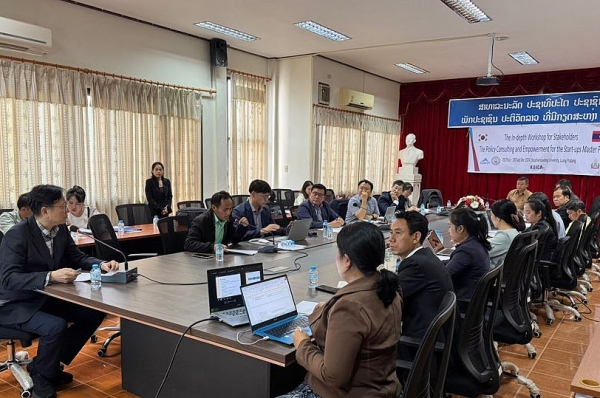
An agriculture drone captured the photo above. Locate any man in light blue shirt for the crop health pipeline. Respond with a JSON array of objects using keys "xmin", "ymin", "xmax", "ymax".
[
  {"xmin": 0, "ymin": 193, "xmax": 32, "ymax": 235},
  {"xmin": 345, "ymin": 179, "xmax": 380, "ymax": 224}
]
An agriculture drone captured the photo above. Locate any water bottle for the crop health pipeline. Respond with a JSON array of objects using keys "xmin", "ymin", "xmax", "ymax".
[
  {"xmin": 117, "ymin": 220, "xmax": 124, "ymax": 236},
  {"xmin": 215, "ymin": 243, "xmax": 224, "ymax": 262},
  {"xmin": 308, "ymin": 265, "xmax": 318, "ymax": 290},
  {"xmin": 324, "ymin": 221, "xmax": 332, "ymax": 240},
  {"xmin": 485, "ymin": 201, "xmax": 490, "ymax": 210},
  {"xmin": 90, "ymin": 264, "xmax": 101, "ymax": 290},
  {"xmin": 446, "ymin": 199, "xmax": 452, "ymax": 208},
  {"xmin": 323, "ymin": 220, "xmax": 329, "ymax": 235},
  {"xmin": 420, "ymin": 203, "xmax": 426, "ymax": 215},
  {"xmin": 385, "ymin": 247, "xmax": 394, "ymax": 271},
  {"xmin": 153, "ymin": 215, "xmax": 159, "ymax": 229}
]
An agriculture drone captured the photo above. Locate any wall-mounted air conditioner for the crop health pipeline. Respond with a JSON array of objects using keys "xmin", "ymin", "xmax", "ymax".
[
  {"xmin": 0, "ymin": 16, "xmax": 52, "ymax": 56},
  {"xmin": 340, "ymin": 88, "xmax": 374, "ymax": 110}
]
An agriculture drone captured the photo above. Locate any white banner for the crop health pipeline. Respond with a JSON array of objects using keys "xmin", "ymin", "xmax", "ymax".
[{"xmin": 467, "ymin": 124, "xmax": 600, "ymax": 176}]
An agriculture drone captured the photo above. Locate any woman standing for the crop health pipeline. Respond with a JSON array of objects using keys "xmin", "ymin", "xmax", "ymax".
[
  {"xmin": 145, "ymin": 161, "xmax": 173, "ymax": 219},
  {"xmin": 488, "ymin": 199, "xmax": 526, "ymax": 268},
  {"xmin": 280, "ymin": 222, "xmax": 402, "ymax": 398}
]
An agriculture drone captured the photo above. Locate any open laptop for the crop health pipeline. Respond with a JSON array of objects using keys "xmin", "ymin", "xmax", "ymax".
[
  {"xmin": 207, "ymin": 263, "xmax": 264, "ymax": 327},
  {"xmin": 485, "ymin": 209, "xmax": 499, "ymax": 237},
  {"xmin": 383, "ymin": 206, "xmax": 397, "ymax": 222},
  {"xmin": 273, "ymin": 218, "xmax": 312, "ymax": 242},
  {"xmin": 424, "ymin": 230, "xmax": 454, "ymax": 256},
  {"xmin": 240, "ymin": 275, "xmax": 312, "ymax": 345}
]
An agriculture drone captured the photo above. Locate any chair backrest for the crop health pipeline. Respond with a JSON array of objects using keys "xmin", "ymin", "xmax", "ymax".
[
  {"xmin": 268, "ymin": 202, "xmax": 289, "ymax": 227},
  {"xmin": 289, "ymin": 205, "xmax": 300, "ymax": 220},
  {"xmin": 231, "ymin": 195, "xmax": 249, "ymax": 206},
  {"xmin": 574, "ymin": 212, "xmax": 599, "ymax": 272},
  {"xmin": 177, "ymin": 201, "xmax": 205, "ymax": 209},
  {"xmin": 0, "ymin": 208, "xmax": 13, "ymax": 215},
  {"xmin": 176, "ymin": 208, "xmax": 208, "ymax": 224},
  {"xmin": 373, "ymin": 194, "xmax": 381, "ymax": 201},
  {"xmin": 325, "ymin": 189, "xmax": 335, "ymax": 203},
  {"xmin": 445, "ymin": 265, "xmax": 503, "ymax": 397},
  {"xmin": 400, "ymin": 291, "xmax": 456, "ymax": 398},
  {"xmin": 589, "ymin": 195, "xmax": 600, "ymax": 215},
  {"xmin": 417, "ymin": 189, "xmax": 444, "ymax": 208},
  {"xmin": 204, "ymin": 198, "xmax": 212, "ymax": 208},
  {"xmin": 115, "ymin": 204, "xmax": 152, "ymax": 226},
  {"xmin": 88, "ymin": 214, "xmax": 123, "ymax": 262},
  {"xmin": 338, "ymin": 202, "xmax": 349, "ymax": 221},
  {"xmin": 156, "ymin": 215, "xmax": 191, "ymax": 254},
  {"xmin": 493, "ymin": 240, "xmax": 538, "ymax": 345},
  {"xmin": 551, "ymin": 220, "xmax": 583, "ymax": 287},
  {"xmin": 272, "ymin": 189, "xmax": 294, "ymax": 208}
]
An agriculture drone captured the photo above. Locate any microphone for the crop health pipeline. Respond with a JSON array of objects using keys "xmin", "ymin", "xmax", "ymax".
[{"xmin": 70, "ymin": 226, "xmax": 138, "ymax": 283}]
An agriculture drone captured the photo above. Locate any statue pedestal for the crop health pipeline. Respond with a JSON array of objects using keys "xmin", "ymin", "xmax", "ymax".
[{"xmin": 396, "ymin": 168, "xmax": 422, "ymax": 205}]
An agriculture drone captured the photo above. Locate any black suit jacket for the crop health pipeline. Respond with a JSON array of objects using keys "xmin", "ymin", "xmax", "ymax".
[
  {"xmin": 183, "ymin": 210, "xmax": 248, "ymax": 253},
  {"xmin": 0, "ymin": 217, "xmax": 102, "ymax": 324},
  {"xmin": 398, "ymin": 247, "xmax": 454, "ymax": 338},
  {"xmin": 297, "ymin": 200, "xmax": 340, "ymax": 229},
  {"xmin": 145, "ymin": 177, "xmax": 173, "ymax": 217}
]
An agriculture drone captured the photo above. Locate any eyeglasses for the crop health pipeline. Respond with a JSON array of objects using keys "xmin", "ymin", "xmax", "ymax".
[{"xmin": 311, "ymin": 192, "xmax": 325, "ymax": 198}]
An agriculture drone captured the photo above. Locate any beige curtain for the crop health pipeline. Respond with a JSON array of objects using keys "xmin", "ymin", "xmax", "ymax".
[
  {"xmin": 229, "ymin": 72, "xmax": 267, "ymax": 195},
  {"xmin": 0, "ymin": 59, "xmax": 203, "ymax": 221},
  {"xmin": 313, "ymin": 106, "xmax": 400, "ymax": 196}
]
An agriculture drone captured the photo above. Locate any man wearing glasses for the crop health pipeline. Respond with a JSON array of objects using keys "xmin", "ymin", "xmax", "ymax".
[
  {"xmin": 232, "ymin": 179, "xmax": 286, "ymax": 241},
  {"xmin": 0, "ymin": 184, "xmax": 119, "ymax": 398},
  {"xmin": 297, "ymin": 183, "xmax": 344, "ymax": 229}
]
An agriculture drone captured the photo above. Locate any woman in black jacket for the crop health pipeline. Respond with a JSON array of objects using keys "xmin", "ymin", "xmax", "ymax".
[{"xmin": 145, "ymin": 161, "xmax": 173, "ymax": 218}]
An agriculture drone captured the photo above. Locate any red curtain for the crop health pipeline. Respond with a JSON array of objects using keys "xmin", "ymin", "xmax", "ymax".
[{"xmin": 398, "ymin": 67, "xmax": 600, "ymax": 208}]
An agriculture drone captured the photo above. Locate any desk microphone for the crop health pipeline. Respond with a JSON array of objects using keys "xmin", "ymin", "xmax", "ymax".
[
  {"xmin": 258, "ymin": 232, "xmax": 279, "ymax": 253},
  {"xmin": 70, "ymin": 226, "xmax": 138, "ymax": 283}
]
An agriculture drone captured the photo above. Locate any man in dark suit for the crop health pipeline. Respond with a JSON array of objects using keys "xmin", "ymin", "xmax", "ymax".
[
  {"xmin": 184, "ymin": 190, "xmax": 249, "ymax": 253},
  {"xmin": 387, "ymin": 211, "xmax": 454, "ymax": 381},
  {"xmin": 297, "ymin": 183, "xmax": 344, "ymax": 229},
  {"xmin": 0, "ymin": 185, "xmax": 119, "ymax": 398},
  {"xmin": 377, "ymin": 179, "xmax": 403, "ymax": 215},
  {"xmin": 232, "ymin": 179, "xmax": 285, "ymax": 241}
]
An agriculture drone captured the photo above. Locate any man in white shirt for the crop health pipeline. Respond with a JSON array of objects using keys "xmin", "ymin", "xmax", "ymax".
[{"xmin": 0, "ymin": 193, "xmax": 32, "ymax": 235}]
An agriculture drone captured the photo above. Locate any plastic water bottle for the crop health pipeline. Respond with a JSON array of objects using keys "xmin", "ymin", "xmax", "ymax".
[
  {"xmin": 385, "ymin": 247, "xmax": 394, "ymax": 271},
  {"xmin": 437, "ymin": 205, "xmax": 442, "ymax": 214},
  {"xmin": 485, "ymin": 201, "xmax": 490, "ymax": 210},
  {"xmin": 215, "ymin": 243, "xmax": 224, "ymax": 262},
  {"xmin": 420, "ymin": 203, "xmax": 426, "ymax": 215},
  {"xmin": 323, "ymin": 220, "xmax": 329, "ymax": 234},
  {"xmin": 308, "ymin": 265, "xmax": 318, "ymax": 290},
  {"xmin": 446, "ymin": 199, "xmax": 452, "ymax": 208},
  {"xmin": 324, "ymin": 221, "xmax": 333, "ymax": 240},
  {"xmin": 117, "ymin": 220, "xmax": 124, "ymax": 236},
  {"xmin": 90, "ymin": 264, "xmax": 101, "ymax": 290},
  {"xmin": 153, "ymin": 215, "xmax": 159, "ymax": 229}
]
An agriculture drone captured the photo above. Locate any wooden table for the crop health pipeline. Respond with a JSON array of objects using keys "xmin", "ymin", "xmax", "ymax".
[
  {"xmin": 571, "ymin": 324, "xmax": 600, "ymax": 397},
  {"xmin": 75, "ymin": 224, "xmax": 159, "ymax": 248}
]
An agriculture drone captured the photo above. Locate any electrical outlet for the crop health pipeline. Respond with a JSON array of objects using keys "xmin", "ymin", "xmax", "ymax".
[{"xmin": 284, "ymin": 165, "xmax": 289, "ymax": 173}]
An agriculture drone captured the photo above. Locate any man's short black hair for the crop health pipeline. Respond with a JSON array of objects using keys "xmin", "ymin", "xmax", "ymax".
[
  {"xmin": 17, "ymin": 193, "xmax": 30, "ymax": 209},
  {"xmin": 517, "ymin": 176, "xmax": 529, "ymax": 184},
  {"xmin": 553, "ymin": 187, "xmax": 572, "ymax": 200},
  {"xmin": 28, "ymin": 185, "xmax": 64, "ymax": 216},
  {"xmin": 248, "ymin": 179, "xmax": 272, "ymax": 194},
  {"xmin": 565, "ymin": 200, "xmax": 585, "ymax": 212},
  {"xmin": 555, "ymin": 179, "xmax": 572, "ymax": 190},
  {"xmin": 392, "ymin": 180, "xmax": 404, "ymax": 188},
  {"xmin": 312, "ymin": 183, "xmax": 326, "ymax": 193},
  {"xmin": 394, "ymin": 210, "xmax": 429, "ymax": 244},
  {"xmin": 401, "ymin": 182, "xmax": 413, "ymax": 192},
  {"xmin": 211, "ymin": 191, "xmax": 233, "ymax": 207},
  {"xmin": 357, "ymin": 179, "xmax": 373, "ymax": 191}
]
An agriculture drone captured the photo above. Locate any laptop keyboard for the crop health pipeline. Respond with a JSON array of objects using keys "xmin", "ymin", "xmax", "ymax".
[
  {"xmin": 222, "ymin": 308, "xmax": 247, "ymax": 317},
  {"xmin": 267, "ymin": 317, "xmax": 309, "ymax": 337}
]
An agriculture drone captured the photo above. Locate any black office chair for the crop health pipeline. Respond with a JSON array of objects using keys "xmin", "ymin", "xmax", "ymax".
[
  {"xmin": 0, "ymin": 231, "xmax": 4, "ymax": 247},
  {"xmin": 417, "ymin": 189, "xmax": 444, "ymax": 208},
  {"xmin": 271, "ymin": 189, "xmax": 295, "ymax": 208},
  {"xmin": 338, "ymin": 202, "xmax": 349, "ymax": 222},
  {"xmin": 231, "ymin": 195, "xmax": 249, "ymax": 206},
  {"xmin": 0, "ymin": 208, "xmax": 13, "ymax": 215},
  {"xmin": 115, "ymin": 203, "xmax": 152, "ymax": 226},
  {"xmin": 204, "ymin": 198, "xmax": 212, "ymax": 208},
  {"xmin": 397, "ymin": 291, "xmax": 456, "ymax": 398},
  {"xmin": 87, "ymin": 214, "xmax": 157, "ymax": 356},
  {"xmin": 156, "ymin": 215, "xmax": 191, "ymax": 254},
  {"xmin": 176, "ymin": 207, "xmax": 208, "ymax": 224},
  {"xmin": 268, "ymin": 202, "xmax": 290, "ymax": 227},
  {"xmin": 289, "ymin": 205, "xmax": 300, "ymax": 220},
  {"xmin": 0, "ymin": 326, "xmax": 35, "ymax": 397},
  {"xmin": 324, "ymin": 189, "xmax": 335, "ymax": 203},
  {"xmin": 177, "ymin": 200, "xmax": 205, "ymax": 209},
  {"xmin": 444, "ymin": 265, "xmax": 503, "ymax": 398},
  {"xmin": 373, "ymin": 194, "xmax": 381, "ymax": 201},
  {"xmin": 574, "ymin": 212, "xmax": 600, "ymax": 292}
]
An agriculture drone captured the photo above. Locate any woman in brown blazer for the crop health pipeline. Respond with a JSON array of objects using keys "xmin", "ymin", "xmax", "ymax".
[{"xmin": 279, "ymin": 222, "xmax": 403, "ymax": 398}]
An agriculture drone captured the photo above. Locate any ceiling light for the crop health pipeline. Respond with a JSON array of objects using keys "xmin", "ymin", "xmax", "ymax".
[
  {"xmin": 395, "ymin": 63, "xmax": 429, "ymax": 74},
  {"xmin": 440, "ymin": 0, "xmax": 491, "ymax": 23},
  {"xmin": 194, "ymin": 21, "xmax": 258, "ymax": 41},
  {"xmin": 294, "ymin": 21, "xmax": 351, "ymax": 41},
  {"xmin": 509, "ymin": 51, "xmax": 539, "ymax": 65}
]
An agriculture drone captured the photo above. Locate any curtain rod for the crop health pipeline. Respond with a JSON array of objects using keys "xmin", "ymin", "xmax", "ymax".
[
  {"xmin": 313, "ymin": 104, "xmax": 400, "ymax": 122},
  {"xmin": 227, "ymin": 68, "xmax": 271, "ymax": 81},
  {"xmin": 0, "ymin": 55, "xmax": 216, "ymax": 94}
]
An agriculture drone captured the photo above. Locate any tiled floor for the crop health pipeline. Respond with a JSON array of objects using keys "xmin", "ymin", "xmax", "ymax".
[{"xmin": 1, "ymin": 284, "xmax": 599, "ymax": 398}]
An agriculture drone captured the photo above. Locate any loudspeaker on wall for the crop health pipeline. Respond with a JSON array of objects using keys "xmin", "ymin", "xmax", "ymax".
[{"xmin": 210, "ymin": 38, "xmax": 228, "ymax": 67}]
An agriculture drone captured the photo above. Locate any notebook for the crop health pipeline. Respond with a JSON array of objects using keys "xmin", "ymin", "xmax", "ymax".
[
  {"xmin": 273, "ymin": 218, "xmax": 312, "ymax": 242},
  {"xmin": 207, "ymin": 263, "xmax": 264, "ymax": 327},
  {"xmin": 240, "ymin": 275, "xmax": 312, "ymax": 345}
]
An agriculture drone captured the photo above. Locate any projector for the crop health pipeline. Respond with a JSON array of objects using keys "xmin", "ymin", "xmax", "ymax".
[{"xmin": 476, "ymin": 75, "xmax": 500, "ymax": 86}]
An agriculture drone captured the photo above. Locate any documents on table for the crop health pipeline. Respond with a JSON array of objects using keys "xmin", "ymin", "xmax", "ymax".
[
  {"xmin": 226, "ymin": 249, "xmax": 258, "ymax": 256},
  {"xmin": 296, "ymin": 300, "xmax": 319, "ymax": 315}
]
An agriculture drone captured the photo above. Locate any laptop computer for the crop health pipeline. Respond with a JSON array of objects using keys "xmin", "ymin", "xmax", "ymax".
[
  {"xmin": 207, "ymin": 263, "xmax": 264, "ymax": 327},
  {"xmin": 485, "ymin": 209, "xmax": 499, "ymax": 237},
  {"xmin": 273, "ymin": 218, "xmax": 312, "ymax": 242},
  {"xmin": 240, "ymin": 275, "xmax": 312, "ymax": 345},
  {"xmin": 383, "ymin": 206, "xmax": 397, "ymax": 222}
]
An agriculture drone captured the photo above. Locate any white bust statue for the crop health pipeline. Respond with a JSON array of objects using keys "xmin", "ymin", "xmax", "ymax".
[{"xmin": 398, "ymin": 133, "xmax": 424, "ymax": 169}]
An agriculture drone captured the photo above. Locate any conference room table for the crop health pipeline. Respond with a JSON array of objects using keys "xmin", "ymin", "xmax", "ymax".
[{"xmin": 75, "ymin": 223, "xmax": 163, "ymax": 255}]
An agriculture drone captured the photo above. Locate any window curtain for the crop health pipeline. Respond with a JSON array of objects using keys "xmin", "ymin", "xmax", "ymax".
[
  {"xmin": 0, "ymin": 60, "xmax": 88, "ymax": 207},
  {"xmin": 313, "ymin": 106, "xmax": 400, "ymax": 196},
  {"xmin": 399, "ymin": 67, "xmax": 600, "ymax": 207},
  {"xmin": 229, "ymin": 72, "xmax": 267, "ymax": 195}
]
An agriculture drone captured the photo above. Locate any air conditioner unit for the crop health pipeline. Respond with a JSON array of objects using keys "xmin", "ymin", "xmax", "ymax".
[
  {"xmin": 0, "ymin": 17, "xmax": 52, "ymax": 56},
  {"xmin": 340, "ymin": 88, "xmax": 374, "ymax": 110}
]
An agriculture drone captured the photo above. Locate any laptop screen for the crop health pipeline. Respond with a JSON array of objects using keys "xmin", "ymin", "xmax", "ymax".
[
  {"xmin": 485, "ymin": 210, "xmax": 498, "ymax": 231},
  {"xmin": 241, "ymin": 276, "xmax": 298, "ymax": 330},
  {"xmin": 207, "ymin": 263, "xmax": 263, "ymax": 312}
]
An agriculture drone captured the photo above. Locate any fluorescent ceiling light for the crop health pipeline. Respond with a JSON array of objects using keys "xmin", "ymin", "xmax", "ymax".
[
  {"xmin": 395, "ymin": 63, "xmax": 429, "ymax": 74},
  {"xmin": 440, "ymin": 0, "xmax": 491, "ymax": 23},
  {"xmin": 509, "ymin": 51, "xmax": 539, "ymax": 65},
  {"xmin": 194, "ymin": 21, "xmax": 258, "ymax": 41},
  {"xmin": 294, "ymin": 21, "xmax": 351, "ymax": 41}
]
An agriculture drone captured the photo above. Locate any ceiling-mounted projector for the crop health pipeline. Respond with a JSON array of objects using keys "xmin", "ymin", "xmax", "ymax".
[{"xmin": 476, "ymin": 33, "xmax": 501, "ymax": 86}]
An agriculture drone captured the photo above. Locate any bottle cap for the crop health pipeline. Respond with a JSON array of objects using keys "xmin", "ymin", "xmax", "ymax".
[{"xmin": 310, "ymin": 265, "xmax": 317, "ymax": 270}]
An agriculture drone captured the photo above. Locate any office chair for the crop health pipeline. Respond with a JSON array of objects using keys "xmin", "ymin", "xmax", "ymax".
[
  {"xmin": 0, "ymin": 326, "xmax": 35, "ymax": 397},
  {"xmin": 0, "ymin": 231, "xmax": 4, "ymax": 247},
  {"xmin": 0, "ymin": 208, "xmax": 13, "ymax": 215},
  {"xmin": 115, "ymin": 203, "xmax": 152, "ymax": 226},
  {"xmin": 204, "ymin": 198, "xmax": 212, "ymax": 208},
  {"xmin": 176, "ymin": 207, "xmax": 208, "ymax": 224},
  {"xmin": 289, "ymin": 205, "xmax": 300, "ymax": 220},
  {"xmin": 396, "ymin": 291, "xmax": 456, "ymax": 398},
  {"xmin": 417, "ymin": 189, "xmax": 444, "ymax": 209},
  {"xmin": 271, "ymin": 189, "xmax": 295, "ymax": 208},
  {"xmin": 87, "ymin": 214, "xmax": 157, "ymax": 356},
  {"xmin": 444, "ymin": 265, "xmax": 503, "ymax": 398},
  {"xmin": 324, "ymin": 189, "xmax": 335, "ymax": 203},
  {"xmin": 231, "ymin": 195, "xmax": 250, "ymax": 206},
  {"xmin": 575, "ymin": 212, "xmax": 600, "ymax": 290},
  {"xmin": 268, "ymin": 202, "xmax": 290, "ymax": 227},
  {"xmin": 156, "ymin": 215, "xmax": 191, "ymax": 254},
  {"xmin": 177, "ymin": 200, "xmax": 205, "ymax": 209},
  {"xmin": 373, "ymin": 194, "xmax": 381, "ymax": 201}
]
